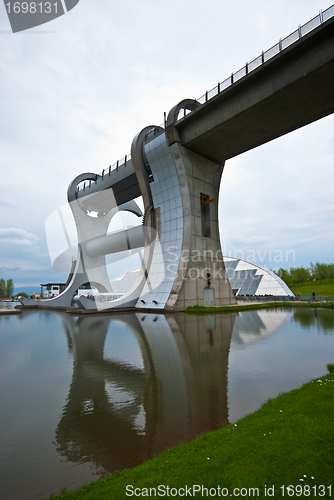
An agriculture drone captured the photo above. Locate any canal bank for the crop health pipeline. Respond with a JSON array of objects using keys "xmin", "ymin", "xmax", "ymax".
[
  {"xmin": 0, "ymin": 308, "xmax": 21, "ymax": 315},
  {"xmin": 48, "ymin": 371, "xmax": 334, "ymax": 499}
]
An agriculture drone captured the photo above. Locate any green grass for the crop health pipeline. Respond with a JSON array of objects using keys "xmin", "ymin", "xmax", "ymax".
[
  {"xmin": 48, "ymin": 372, "xmax": 334, "ymax": 499},
  {"xmin": 290, "ymin": 282, "xmax": 334, "ymax": 297},
  {"xmin": 185, "ymin": 301, "xmax": 334, "ymax": 315}
]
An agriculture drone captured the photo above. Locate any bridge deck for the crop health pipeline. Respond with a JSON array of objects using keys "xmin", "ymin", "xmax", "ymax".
[
  {"xmin": 75, "ymin": 10, "xmax": 334, "ymax": 201},
  {"xmin": 75, "ymin": 158, "xmax": 141, "ymax": 207},
  {"xmin": 176, "ymin": 16, "xmax": 334, "ymax": 163}
]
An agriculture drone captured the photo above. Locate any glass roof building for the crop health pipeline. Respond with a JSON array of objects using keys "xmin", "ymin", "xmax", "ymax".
[
  {"xmin": 224, "ymin": 257, "xmax": 294, "ymax": 297},
  {"xmin": 109, "ymin": 257, "xmax": 294, "ymax": 298}
]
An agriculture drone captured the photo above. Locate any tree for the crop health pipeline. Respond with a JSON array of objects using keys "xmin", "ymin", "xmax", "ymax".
[
  {"xmin": 275, "ymin": 262, "xmax": 334, "ymax": 287},
  {"xmin": 290, "ymin": 266, "xmax": 311, "ymax": 284},
  {"xmin": 5, "ymin": 279, "xmax": 14, "ymax": 298},
  {"xmin": 328, "ymin": 264, "xmax": 334, "ymax": 278},
  {"xmin": 309, "ymin": 262, "xmax": 316, "ymax": 279},
  {"xmin": 0, "ymin": 278, "xmax": 5, "ymax": 298},
  {"xmin": 0, "ymin": 279, "xmax": 15, "ymax": 298},
  {"xmin": 275, "ymin": 268, "xmax": 292, "ymax": 286},
  {"xmin": 314, "ymin": 262, "xmax": 334, "ymax": 280}
]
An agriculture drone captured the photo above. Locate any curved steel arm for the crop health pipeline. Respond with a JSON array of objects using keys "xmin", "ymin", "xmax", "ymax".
[
  {"xmin": 67, "ymin": 172, "xmax": 101, "ymax": 204},
  {"xmin": 166, "ymin": 99, "xmax": 201, "ymax": 146}
]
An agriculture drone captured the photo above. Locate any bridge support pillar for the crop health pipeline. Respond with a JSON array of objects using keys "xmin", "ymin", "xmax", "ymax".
[
  {"xmin": 132, "ymin": 120, "xmax": 236, "ymax": 310},
  {"xmin": 166, "ymin": 141, "xmax": 236, "ymax": 310}
]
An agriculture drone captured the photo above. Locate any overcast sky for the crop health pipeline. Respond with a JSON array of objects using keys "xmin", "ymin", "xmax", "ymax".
[{"xmin": 1, "ymin": 0, "xmax": 334, "ymax": 292}]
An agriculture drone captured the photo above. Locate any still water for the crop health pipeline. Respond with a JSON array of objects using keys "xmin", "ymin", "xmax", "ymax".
[
  {"xmin": 0, "ymin": 301, "xmax": 17, "ymax": 309},
  {"xmin": 0, "ymin": 307, "xmax": 333, "ymax": 499}
]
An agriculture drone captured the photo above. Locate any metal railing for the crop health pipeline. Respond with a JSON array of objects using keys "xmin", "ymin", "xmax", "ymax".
[
  {"xmin": 177, "ymin": 4, "xmax": 334, "ymax": 120},
  {"xmin": 76, "ymin": 153, "xmax": 132, "ymax": 194},
  {"xmin": 77, "ymin": 4, "xmax": 334, "ymax": 193}
]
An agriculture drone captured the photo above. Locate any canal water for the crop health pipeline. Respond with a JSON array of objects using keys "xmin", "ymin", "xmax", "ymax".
[
  {"xmin": 0, "ymin": 301, "xmax": 17, "ymax": 309},
  {"xmin": 0, "ymin": 307, "xmax": 333, "ymax": 499}
]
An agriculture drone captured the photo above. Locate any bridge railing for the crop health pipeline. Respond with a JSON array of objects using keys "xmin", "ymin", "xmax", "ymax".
[
  {"xmin": 77, "ymin": 4, "xmax": 334, "ymax": 193},
  {"xmin": 178, "ymin": 4, "xmax": 334, "ymax": 118},
  {"xmin": 76, "ymin": 153, "xmax": 132, "ymax": 194}
]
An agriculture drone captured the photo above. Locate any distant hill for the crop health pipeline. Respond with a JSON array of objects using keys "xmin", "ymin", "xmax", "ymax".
[{"xmin": 14, "ymin": 286, "xmax": 40, "ymax": 296}]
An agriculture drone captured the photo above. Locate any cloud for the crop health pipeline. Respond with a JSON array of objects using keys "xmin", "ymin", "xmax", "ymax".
[
  {"xmin": 0, "ymin": 228, "xmax": 44, "ymax": 274},
  {"xmin": 0, "ymin": 228, "xmax": 39, "ymax": 246}
]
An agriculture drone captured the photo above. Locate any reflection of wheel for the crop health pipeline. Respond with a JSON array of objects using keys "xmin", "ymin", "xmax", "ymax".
[{"xmin": 142, "ymin": 205, "xmax": 156, "ymax": 244}]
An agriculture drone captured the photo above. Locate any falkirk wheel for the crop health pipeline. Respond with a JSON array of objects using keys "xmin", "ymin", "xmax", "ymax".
[
  {"xmin": 19, "ymin": 11, "xmax": 334, "ymax": 311},
  {"xmin": 20, "ymin": 99, "xmax": 236, "ymax": 312}
]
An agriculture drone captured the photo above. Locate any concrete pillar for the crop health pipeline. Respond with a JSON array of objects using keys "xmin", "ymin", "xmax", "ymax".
[{"xmin": 166, "ymin": 141, "xmax": 236, "ymax": 310}]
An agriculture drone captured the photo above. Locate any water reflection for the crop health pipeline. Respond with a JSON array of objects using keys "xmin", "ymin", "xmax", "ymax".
[
  {"xmin": 57, "ymin": 315, "xmax": 148, "ymax": 471},
  {"xmin": 55, "ymin": 309, "xmax": 291, "ymax": 474},
  {"xmin": 55, "ymin": 313, "xmax": 236, "ymax": 472},
  {"xmin": 230, "ymin": 308, "xmax": 291, "ymax": 347},
  {"xmin": 292, "ymin": 307, "xmax": 334, "ymax": 332},
  {"xmin": 2, "ymin": 307, "xmax": 333, "ymax": 500},
  {"xmin": 0, "ymin": 301, "xmax": 17, "ymax": 309}
]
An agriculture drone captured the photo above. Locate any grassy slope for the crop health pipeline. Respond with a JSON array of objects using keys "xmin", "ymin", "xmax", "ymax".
[
  {"xmin": 290, "ymin": 282, "xmax": 334, "ymax": 297},
  {"xmin": 49, "ymin": 372, "xmax": 334, "ymax": 500}
]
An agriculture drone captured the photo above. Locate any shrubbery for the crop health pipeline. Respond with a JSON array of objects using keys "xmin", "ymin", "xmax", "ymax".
[{"xmin": 275, "ymin": 262, "xmax": 334, "ymax": 285}]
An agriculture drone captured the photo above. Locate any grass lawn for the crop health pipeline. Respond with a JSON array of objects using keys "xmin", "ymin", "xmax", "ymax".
[
  {"xmin": 48, "ymin": 371, "xmax": 334, "ymax": 499},
  {"xmin": 290, "ymin": 282, "xmax": 334, "ymax": 297}
]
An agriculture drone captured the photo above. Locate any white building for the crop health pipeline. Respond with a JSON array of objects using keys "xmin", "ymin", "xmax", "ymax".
[{"xmin": 108, "ymin": 257, "xmax": 294, "ymax": 298}]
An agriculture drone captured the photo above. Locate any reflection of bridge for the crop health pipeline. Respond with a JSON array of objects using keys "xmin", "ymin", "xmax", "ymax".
[
  {"xmin": 20, "ymin": 7, "xmax": 334, "ymax": 311},
  {"xmin": 56, "ymin": 312, "xmax": 236, "ymax": 472},
  {"xmin": 55, "ymin": 308, "xmax": 292, "ymax": 473}
]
